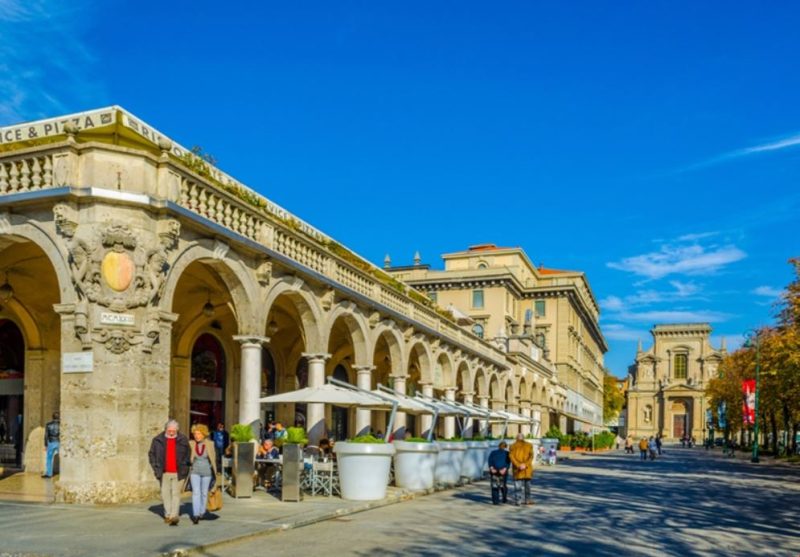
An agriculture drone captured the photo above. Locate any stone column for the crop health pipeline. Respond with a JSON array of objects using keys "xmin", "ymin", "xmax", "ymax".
[
  {"xmin": 419, "ymin": 383, "xmax": 434, "ymax": 437},
  {"xmin": 462, "ymin": 392, "xmax": 474, "ymax": 438},
  {"xmin": 520, "ymin": 404, "xmax": 532, "ymax": 436},
  {"xmin": 391, "ymin": 375, "xmax": 407, "ymax": 438},
  {"xmin": 170, "ymin": 356, "xmax": 191, "ymax": 435},
  {"xmin": 492, "ymin": 399, "xmax": 505, "ymax": 438},
  {"xmin": 444, "ymin": 388, "xmax": 456, "ymax": 439},
  {"xmin": 478, "ymin": 395, "xmax": 490, "ymax": 437},
  {"xmin": 354, "ymin": 365, "xmax": 374, "ymax": 436},
  {"xmin": 507, "ymin": 400, "xmax": 520, "ymax": 437},
  {"xmin": 303, "ymin": 353, "xmax": 330, "ymax": 445},
  {"xmin": 234, "ymin": 336, "xmax": 269, "ymax": 436}
]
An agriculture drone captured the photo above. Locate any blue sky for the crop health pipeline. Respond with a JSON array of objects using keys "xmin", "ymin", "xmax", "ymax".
[{"xmin": 2, "ymin": 1, "xmax": 798, "ymax": 376}]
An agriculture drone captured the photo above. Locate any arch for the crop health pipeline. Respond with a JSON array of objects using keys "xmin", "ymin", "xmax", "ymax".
[
  {"xmin": 489, "ymin": 374, "xmax": 502, "ymax": 402},
  {"xmin": 455, "ymin": 360, "xmax": 472, "ymax": 397},
  {"xmin": 1, "ymin": 222, "xmax": 75, "ymax": 304},
  {"xmin": 518, "ymin": 375, "xmax": 532, "ymax": 404},
  {"xmin": 161, "ymin": 242, "xmax": 259, "ymax": 334},
  {"xmin": 370, "ymin": 323, "xmax": 405, "ymax": 376},
  {"xmin": 0, "ymin": 299, "xmax": 42, "ymax": 349},
  {"xmin": 262, "ymin": 278, "xmax": 324, "ymax": 353},
  {"xmin": 323, "ymin": 304, "xmax": 370, "ymax": 367},
  {"xmin": 434, "ymin": 350, "xmax": 455, "ymax": 390},
  {"xmin": 474, "ymin": 367, "xmax": 489, "ymax": 397},
  {"xmin": 406, "ymin": 341, "xmax": 433, "ymax": 386}
]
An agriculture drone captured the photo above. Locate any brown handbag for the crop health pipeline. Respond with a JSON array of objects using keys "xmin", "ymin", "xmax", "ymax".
[{"xmin": 207, "ymin": 486, "xmax": 222, "ymax": 512}]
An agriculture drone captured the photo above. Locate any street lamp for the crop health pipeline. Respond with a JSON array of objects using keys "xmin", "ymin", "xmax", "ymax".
[{"xmin": 743, "ymin": 329, "xmax": 761, "ymax": 464}]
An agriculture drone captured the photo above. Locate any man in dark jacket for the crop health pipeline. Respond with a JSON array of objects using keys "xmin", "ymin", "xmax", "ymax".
[
  {"xmin": 487, "ymin": 441, "xmax": 511, "ymax": 505},
  {"xmin": 42, "ymin": 412, "xmax": 60, "ymax": 478},
  {"xmin": 148, "ymin": 419, "xmax": 190, "ymax": 526}
]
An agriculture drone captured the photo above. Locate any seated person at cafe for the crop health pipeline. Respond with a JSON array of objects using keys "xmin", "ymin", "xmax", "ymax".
[
  {"xmin": 258, "ymin": 438, "xmax": 279, "ymax": 459},
  {"xmin": 255, "ymin": 439, "xmax": 280, "ymax": 488},
  {"xmin": 318, "ymin": 438, "xmax": 333, "ymax": 458}
]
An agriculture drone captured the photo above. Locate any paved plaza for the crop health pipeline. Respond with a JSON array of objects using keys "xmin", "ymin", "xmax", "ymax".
[
  {"xmin": 0, "ymin": 447, "xmax": 798, "ymax": 556},
  {"xmin": 216, "ymin": 448, "xmax": 800, "ymax": 557}
]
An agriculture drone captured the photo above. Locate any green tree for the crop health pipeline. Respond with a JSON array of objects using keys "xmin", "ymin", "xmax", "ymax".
[{"xmin": 603, "ymin": 371, "xmax": 624, "ymax": 423}]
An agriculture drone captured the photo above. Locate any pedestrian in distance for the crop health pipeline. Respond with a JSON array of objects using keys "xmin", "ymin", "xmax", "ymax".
[
  {"xmin": 188, "ymin": 424, "xmax": 218, "ymax": 524},
  {"xmin": 487, "ymin": 441, "xmax": 511, "ymax": 504},
  {"xmin": 639, "ymin": 437, "xmax": 648, "ymax": 460},
  {"xmin": 148, "ymin": 419, "xmax": 191, "ymax": 526},
  {"xmin": 655, "ymin": 434, "xmax": 663, "ymax": 456},
  {"xmin": 624, "ymin": 436, "xmax": 633, "ymax": 454},
  {"xmin": 211, "ymin": 422, "xmax": 229, "ymax": 470},
  {"xmin": 509, "ymin": 433, "xmax": 534, "ymax": 506},
  {"xmin": 648, "ymin": 437, "xmax": 657, "ymax": 460},
  {"xmin": 42, "ymin": 412, "xmax": 60, "ymax": 478}
]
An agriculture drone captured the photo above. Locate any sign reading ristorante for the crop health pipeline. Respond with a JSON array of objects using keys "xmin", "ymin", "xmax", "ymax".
[{"xmin": 0, "ymin": 108, "xmax": 116, "ymax": 144}]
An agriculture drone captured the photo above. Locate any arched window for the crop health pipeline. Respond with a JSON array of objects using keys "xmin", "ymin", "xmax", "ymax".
[
  {"xmin": 472, "ymin": 323, "xmax": 484, "ymax": 339},
  {"xmin": 674, "ymin": 354, "xmax": 688, "ymax": 380},
  {"xmin": 477, "ymin": 262, "xmax": 488, "ymax": 269}
]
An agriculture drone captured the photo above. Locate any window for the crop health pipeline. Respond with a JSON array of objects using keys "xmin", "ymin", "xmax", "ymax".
[
  {"xmin": 472, "ymin": 289, "xmax": 484, "ymax": 309},
  {"xmin": 534, "ymin": 300, "xmax": 546, "ymax": 317},
  {"xmin": 674, "ymin": 354, "xmax": 688, "ymax": 380},
  {"xmin": 428, "ymin": 291, "xmax": 437, "ymax": 303},
  {"xmin": 472, "ymin": 324, "xmax": 484, "ymax": 339},
  {"xmin": 477, "ymin": 262, "xmax": 488, "ymax": 269}
]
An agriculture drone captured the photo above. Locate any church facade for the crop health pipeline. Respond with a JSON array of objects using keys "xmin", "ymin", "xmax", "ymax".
[{"xmin": 625, "ymin": 323, "xmax": 725, "ymax": 441}]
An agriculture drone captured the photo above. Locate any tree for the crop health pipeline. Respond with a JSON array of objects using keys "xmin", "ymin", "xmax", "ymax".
[{"xmin": 603, "ymin": 371, "xmax": 624, "ymax": 423}]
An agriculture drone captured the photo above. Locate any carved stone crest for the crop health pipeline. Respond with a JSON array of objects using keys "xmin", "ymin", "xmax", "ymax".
[{"xmin": 64, "ymin": 221, "xmax": 178, "ymax": 312}]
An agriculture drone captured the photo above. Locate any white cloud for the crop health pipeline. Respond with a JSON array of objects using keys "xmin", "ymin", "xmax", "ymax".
[
  {"xmin": 603, "ymin": 323, "xmax": 647, "ymax": 342},
  {"xmin": 608, "ymin": 239, "xmax": 746, "ymax": 280},
  {"xmin": 600, "ymin": 295, "xmax": 624, "ymax": 311},
  {"xmin": 753, "ymin": 286, "xmax": 783, "ymax": 298},
  {"xmin": 614, "ymin": 309, "xmax": 731, "ymax": 324},
  {"xmin": 0, "ymin": 0, "xmax": 105, "ymax": 124},
  {"xmin": 679, "ymin": 132, "xmax": 800, "ymax": 172},
  {"xmin": 677, "ymin": 232, "xmax": 718, "ymax": 242}
]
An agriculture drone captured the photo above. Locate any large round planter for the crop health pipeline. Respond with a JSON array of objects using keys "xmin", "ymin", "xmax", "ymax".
[
  {"xmin": 461, "ymin": 440, "xmax": 489, "ymax": 480},
  {"xmin": 393, "ymin": 441, "xmax": 439, "ymax": 491},
  {"xmin": 334, "ymin": 442, "xmax": 396, "ymax": 501},
  {"xmin": 434, "ymin": 441, "xmax": 467, "ymax": 485}
]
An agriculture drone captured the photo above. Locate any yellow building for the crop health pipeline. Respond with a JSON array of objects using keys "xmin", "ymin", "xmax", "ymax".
[
  {"xmin": 387, "ymin": 244, "xmax": 607, "ymax": 433},
  {"xmin": 626, "ymin": 323, "xmax": 725, "ymax": 441}
]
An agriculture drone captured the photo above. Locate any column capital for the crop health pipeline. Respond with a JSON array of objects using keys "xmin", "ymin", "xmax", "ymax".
[
  {"xmin": 302, "ymin": 352, "xmax": 331, "ymax": 364},
  {"xmin": 233, "ymin": 335, "xmax": 270, "ymax": 346},
  {"xmin": 353, "ymin": 364, "xmax": 376, "ymax": 373}
]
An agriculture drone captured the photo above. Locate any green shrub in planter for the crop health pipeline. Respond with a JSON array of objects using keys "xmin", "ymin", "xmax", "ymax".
[
  {"xmin": 350, "ymin": 434, "xmax": 385, "ymax": 443},
  {"xmin": 284, "ymin": 427, "xmax": 308, "ymax": 445},
  {"xmin": 230, "ymin": 424, "xmax": 255, "ymax": 443},
  {"xmin": 445, "ymin": 437, "xmax": 465, "ymax": 442},
  {"xmin": 470, "ymin": 435, "xmax": 486, "ymax": 441},
  {"xmin": 404, "ymin": 437, "xmax": 431, "ymax": 443}
]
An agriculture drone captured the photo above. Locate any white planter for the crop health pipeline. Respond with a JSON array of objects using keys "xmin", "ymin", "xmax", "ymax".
[
  {"xmin": 334, "ymin": 442, "xmax": 396, "ymax": 501},
  {"xmin": 461, "ymin": 441, "xmax": 489, "ymax": 480},
  {"xmin": 393, "ymin": 441, "xmax": 439, "ymax": 491},
  {"xmin": 434, "ymin": 441, "xmax": 467, "ymax": 485}
]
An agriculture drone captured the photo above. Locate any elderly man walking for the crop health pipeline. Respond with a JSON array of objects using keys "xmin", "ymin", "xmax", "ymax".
[
  {"xmin": 149, "ymin": 420, "xmax": 190, "ymax": 525},
  {"xmin": 509, "ymin": 433, "xmax": 534, "ymax": 506}
]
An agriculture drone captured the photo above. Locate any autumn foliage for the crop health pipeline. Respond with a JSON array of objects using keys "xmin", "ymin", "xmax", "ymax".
[{"xmin": 706, "ymin": 258, "xmax": 800, "ymax": 454}]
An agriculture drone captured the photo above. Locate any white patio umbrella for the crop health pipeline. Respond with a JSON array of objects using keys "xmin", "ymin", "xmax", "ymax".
[
  {"xmin": 375, "ymin": 385, "xmax": 440, "ymax": 441},
  {"xmin": 258, "ymin": 382, "xmax": 392, "ymax": 409}
]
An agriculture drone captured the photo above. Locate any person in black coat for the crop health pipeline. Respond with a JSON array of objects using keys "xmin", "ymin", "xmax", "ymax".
[
  {"xmin": 487, "ymin": 441, "xmax": 511, "ymax": 505},
  {"xmin": 148, "ymin": 419, "xmax": 190, "ymax": 526}
]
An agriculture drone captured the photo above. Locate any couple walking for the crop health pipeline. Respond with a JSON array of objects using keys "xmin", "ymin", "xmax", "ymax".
[
  {"xmin": 148, "ymin": 420, "xmax": 219, "ymax": 525},
  {"xmin": 488, "ymin": 434, "xmax": 535, "ymax": 506}
]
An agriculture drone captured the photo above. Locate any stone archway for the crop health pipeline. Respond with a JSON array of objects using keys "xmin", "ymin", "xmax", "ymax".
[
  {"xmin": 0, "ymin": 233, "xmax": 64, "ymax": 474},
  {"xmin": 370, "ymin": 327, "xmax": 403, "ymax": 436}
]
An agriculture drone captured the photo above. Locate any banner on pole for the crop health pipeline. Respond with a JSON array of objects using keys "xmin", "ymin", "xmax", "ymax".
[{"xmin": 742, "ymin": 379, "xmax": 756, "ymax": 425}]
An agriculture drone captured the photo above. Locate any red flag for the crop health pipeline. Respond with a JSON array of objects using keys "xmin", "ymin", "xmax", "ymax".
[{"xmin": 742, "ymin": 379, "xmax": 756, "ymax": 425}]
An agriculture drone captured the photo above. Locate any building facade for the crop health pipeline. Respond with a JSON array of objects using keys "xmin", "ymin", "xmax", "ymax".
[
  {"xmin": 625, "ymin": 323, "xmax": 725, "ymax": 441},
  {"xmin": 386, "ymin": 244, "xmax": 607, "ymax": 434},
  {"xmin": 0, "ymin": 107, "xmax": 534, "ymax": 503}
]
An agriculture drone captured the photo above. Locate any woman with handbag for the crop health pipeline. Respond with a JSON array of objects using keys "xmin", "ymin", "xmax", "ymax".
[{"xmin": 189, "ymin": 424, "xmax": 218, "ymax": 524}]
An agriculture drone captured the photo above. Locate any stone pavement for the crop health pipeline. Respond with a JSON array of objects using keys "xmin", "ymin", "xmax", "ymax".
[
  {"xmin": 217, "ymin": 446, "xmax": 800, "ymax": 557},
  {"xmin": 2, "ymin": 447, "xmax": 799, "ymax": 557},
  {"xmin": 0, "ymin": 485, "xmax": 422, "ymax": 557}
]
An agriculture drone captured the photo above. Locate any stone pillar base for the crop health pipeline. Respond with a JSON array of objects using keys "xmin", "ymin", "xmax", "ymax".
[{"xmin": 56, "ymin": 480, "xmax": 161, "ymax": 504}]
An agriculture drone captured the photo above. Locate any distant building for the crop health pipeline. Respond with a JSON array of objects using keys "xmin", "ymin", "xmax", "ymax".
[
  {"xmin": 625, "ymin": 323, "xmax": 726, "ymax": 441},
  {"xmin": 387, "ymin": 244, "xmax": 607, "ymax": 434}
]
